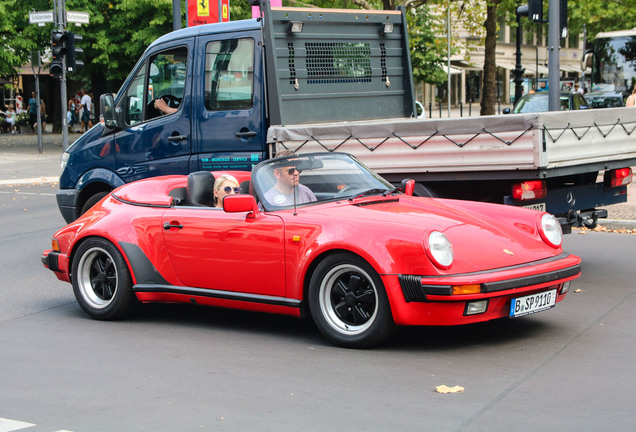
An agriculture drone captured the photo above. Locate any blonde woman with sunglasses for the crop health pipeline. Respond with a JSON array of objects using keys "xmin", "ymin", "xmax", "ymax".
[{"xmin": 213, "ymin": 174, "xmax": 240, "ymax": 208}]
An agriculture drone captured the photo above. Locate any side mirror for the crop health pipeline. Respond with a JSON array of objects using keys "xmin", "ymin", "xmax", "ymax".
[
  {"xmin": 400, "ymin": 179, "xmax": 415, "ymax": 196},
  {"xmin": 99, "ymin": 93, "xmax": 123, "ymax": 130},
  {"xmin": 582, "ymin": 51, "xmax": 593, "ymax": 71},
  {"xmin": 223, "ymin": 194, "xmax": 260, "ymax": 218},
  {"xmin": 503, "ymin": 108, "xmax": 511, "ymax": 114}
]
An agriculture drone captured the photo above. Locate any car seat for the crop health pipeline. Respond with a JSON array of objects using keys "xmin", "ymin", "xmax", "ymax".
[{"xmin": 187, "ymin": 171, "xmax": 216, "ymax": 206}]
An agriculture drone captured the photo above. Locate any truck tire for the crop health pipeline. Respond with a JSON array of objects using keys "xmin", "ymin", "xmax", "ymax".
[
  {"xmin": 414, "ymin": 183, "xmax": 436, "ymax": 198},
  {"xmin": 81, "ymin": 191, "xmax": 109, "ymax": 215}
]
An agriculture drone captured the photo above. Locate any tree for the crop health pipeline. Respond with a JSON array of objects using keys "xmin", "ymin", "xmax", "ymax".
[
  {"xmin": 0, "ymin": 0, "xmax": 51, "ymax": 77},
  {"xmin": 480, "ymin": 0, "xmax": 499, "ymax": 115}
]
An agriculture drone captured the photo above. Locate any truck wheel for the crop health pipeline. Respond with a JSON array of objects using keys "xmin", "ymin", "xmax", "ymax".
[
  {"xmin": 81, "ymin": 191, "xmax": 109, "ymax": 215},
  {"xmin": 414, "ymin": 183, "xmax": 436, "ymax": 197},
  {"xmin": 308, "ymin": 253, "xmax": 396, "ymax": 348},
  {"xmin": 71, "ymin": 238, "xmax": 138, "ymax": 320}
]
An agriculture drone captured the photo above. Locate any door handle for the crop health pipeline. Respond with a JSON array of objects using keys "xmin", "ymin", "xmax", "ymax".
[
  {"xmin": 163, "ymin": 222, "xmax": 183, "ymax": 230},
  {"xmin": 235, "ymin": 131, "xmax": 257, "ymax": 138},
  {"xmin": 167, "ymin": 135, "xmax": 188, "ymax": 142}
]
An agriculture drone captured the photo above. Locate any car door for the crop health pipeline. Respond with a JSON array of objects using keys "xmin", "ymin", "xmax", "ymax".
[
  {"xmin": 192, "ymin": 32, "xmax": 266, "ymax": 172},
  {"xmin": 114, "ymin": 43, "xmax": 193, "ymax": 183},
  {"xmin": 161, "ymin": 207, "xmax": 286, "ymax": 296}
]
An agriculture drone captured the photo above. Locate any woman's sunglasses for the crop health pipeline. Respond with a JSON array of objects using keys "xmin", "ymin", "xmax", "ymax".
[{"xmin": 223, "ymin": 186, "xmax": 241, "ymax": 194}]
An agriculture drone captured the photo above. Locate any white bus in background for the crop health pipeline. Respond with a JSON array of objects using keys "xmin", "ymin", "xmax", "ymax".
[{"xmin": 584, "ymin": 28, "xmax": 636, "ymax": 98}]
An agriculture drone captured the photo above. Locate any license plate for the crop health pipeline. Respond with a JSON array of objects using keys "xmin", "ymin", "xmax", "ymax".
[
  {"xmin": 522, "ymin": 202, "xmax": 546, "ymax": 211},
  {"xmin": 509, "ymin": 289, "xmax": 557, "ymax": 318}
]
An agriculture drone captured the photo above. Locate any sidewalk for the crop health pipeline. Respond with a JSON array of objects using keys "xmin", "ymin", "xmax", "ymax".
[
  {"xmin": 0, "ymin": 128, "xmax": 634, "ymax": 229},
  {"xmin": 0, "ymin": 127, "xmax": 67, "ymax": 185}
]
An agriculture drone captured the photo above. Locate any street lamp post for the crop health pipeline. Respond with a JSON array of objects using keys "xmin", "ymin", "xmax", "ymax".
[{"xmin": 513, "ymin": 6, "xmax": 527, "ymax": 106}]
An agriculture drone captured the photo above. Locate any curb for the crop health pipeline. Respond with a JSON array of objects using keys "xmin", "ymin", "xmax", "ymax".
[{"xmin": 598, "ymin": 219, "xmax": 636, "ymax": 231}]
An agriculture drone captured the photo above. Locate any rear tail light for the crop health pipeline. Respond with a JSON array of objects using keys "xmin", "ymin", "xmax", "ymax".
[
  {"xmin": 607, "ymin": 168, "xmax": 632, "ymax": 188},
  {"xmin": 512, "ymin": 180, "xmax": 547, "ymax": 201}
]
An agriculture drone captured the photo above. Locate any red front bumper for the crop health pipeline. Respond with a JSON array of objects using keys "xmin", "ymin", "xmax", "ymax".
[{"xmin": 383, "ymin": 253, "xmax": 581, "ymax": 326}]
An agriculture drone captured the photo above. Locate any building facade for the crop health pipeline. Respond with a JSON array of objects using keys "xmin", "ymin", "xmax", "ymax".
[{"xmin": 417, "ymin": 17, "xmax": 585, "ymax": 111}]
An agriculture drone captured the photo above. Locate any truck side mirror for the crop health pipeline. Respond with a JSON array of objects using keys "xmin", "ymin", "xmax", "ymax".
[{"xmin": 100, "ymin": 93, "xmax": 123, "ymax": 131}]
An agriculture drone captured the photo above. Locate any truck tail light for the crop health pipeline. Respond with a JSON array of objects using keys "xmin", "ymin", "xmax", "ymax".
[
  {"xmin": 608, "ymin": 168, "xmax": 632, "ymax": 188},
  {"xmin": 512, "ymin": 180, "xmax": 547, "ymax": 201}
]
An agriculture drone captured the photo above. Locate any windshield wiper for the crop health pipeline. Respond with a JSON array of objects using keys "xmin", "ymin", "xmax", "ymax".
[{"xmin": 350, "ymin": 188, "xmax": 394, "ymax": 201}]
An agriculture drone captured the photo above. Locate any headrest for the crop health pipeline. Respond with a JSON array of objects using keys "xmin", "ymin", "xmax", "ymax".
[{"xmin": 187, "ymin": 171, "xmax": 215, "ymax": 206}]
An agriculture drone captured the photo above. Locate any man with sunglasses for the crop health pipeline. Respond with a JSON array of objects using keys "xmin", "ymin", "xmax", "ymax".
[{"xmin": 262, "ymin": 159, "xmax": 316, "ymax": 207}]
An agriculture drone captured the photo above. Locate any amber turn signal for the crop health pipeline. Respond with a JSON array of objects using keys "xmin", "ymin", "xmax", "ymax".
[{"xmin": 452, "ymin": 284, "xmax": 481, "ymax": 295}]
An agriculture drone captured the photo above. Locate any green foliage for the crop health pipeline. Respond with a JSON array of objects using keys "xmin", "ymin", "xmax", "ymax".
[
  {"xmin": 0, "ymin": 0, "xmax": 52, "ymax": 77},
  {"xmin": 3, "ymin": 0, "xmax": 633, "ymax": 104},
  {"xmin": 568, "ymin": 0, "xmax": 636, "ymax": 40},
  {"xmin": 407, "ymin": 6, "xmax": 447, "ymax": 85}
]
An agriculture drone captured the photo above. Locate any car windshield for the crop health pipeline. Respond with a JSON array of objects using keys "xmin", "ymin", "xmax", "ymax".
[
  {"xmin": 252, "ymin": 152, "xmax": 395, "ymax": 211},
  {"xmin": 513, "ymin": 94, "xmax": 571, "ymax": 113}
]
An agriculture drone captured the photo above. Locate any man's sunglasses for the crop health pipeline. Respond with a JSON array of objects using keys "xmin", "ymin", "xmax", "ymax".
[
  {"xmin": 285, "ymin": 168, "xmax": 302, "ymax": 175},
  {"xmin": 223, "ymin": 186, "xmax": 241, "ymax": 194}
]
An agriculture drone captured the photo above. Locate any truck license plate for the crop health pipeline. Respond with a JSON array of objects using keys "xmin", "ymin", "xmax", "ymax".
[
  {"xmin": 509, "ymin": 289, "xmax": 557, "ymax": 318},
  {"xmin": 522, "ymin": 202, "xmax": 546, "ymax": 211}
]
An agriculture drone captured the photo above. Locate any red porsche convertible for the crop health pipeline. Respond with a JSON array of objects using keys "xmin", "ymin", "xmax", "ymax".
[{"xmin": 42, "ymin": 152, "xmax": 581, "ymax": 348}]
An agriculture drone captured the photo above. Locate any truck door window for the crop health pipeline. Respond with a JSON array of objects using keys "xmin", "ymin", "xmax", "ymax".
[
  {"xmin": 124, "ymin": 47, "xmax": 188, "ymax": 125},
  {"xmin": 125, "ymin": 68, "xmax": 145, "ymax": 125},
  {"xmin": 205, "ymin": 38, "xmax": 254, "ymax": 111}
]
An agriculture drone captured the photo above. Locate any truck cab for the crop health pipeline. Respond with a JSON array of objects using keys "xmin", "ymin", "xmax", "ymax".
[{"xmin": 57, "ymin": 20, "xmax": 269, "ymax": 223}]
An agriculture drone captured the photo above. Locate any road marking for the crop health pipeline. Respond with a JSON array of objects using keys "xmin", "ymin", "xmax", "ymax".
[
  {"xmin": 0, "ymin": 417, "xmax": 35, "ymax": 431},
  {"xmin": 0, "ymin": 191, "xmax": 56, "ymax": 197},
  {"xmin": 0, "ymin": 417, "xmax": 74, "ymax": 432},
  {"xmin": 0, "ymin": 177, "xmax": 58, "ymax": 186}
]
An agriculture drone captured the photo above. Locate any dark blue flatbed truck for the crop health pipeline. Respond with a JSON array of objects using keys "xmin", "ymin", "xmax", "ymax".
[{"xmin": 57, "ymin": 0, "xmax": 635, "ymax": 231}]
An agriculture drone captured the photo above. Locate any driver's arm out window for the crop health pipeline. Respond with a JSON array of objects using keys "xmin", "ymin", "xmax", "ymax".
[{"xmin": 205, "ymin": 39, "xmax": 254, "ymax": 111}]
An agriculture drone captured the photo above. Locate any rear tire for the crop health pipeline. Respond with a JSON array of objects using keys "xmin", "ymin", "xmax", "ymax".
[
  {"xmin": 308, "ymin": 253, "xmax": 396, "ymax": 348},
  {"xmin": 72, "ymin": 238, "xmax": 138, "ymax": 320}
]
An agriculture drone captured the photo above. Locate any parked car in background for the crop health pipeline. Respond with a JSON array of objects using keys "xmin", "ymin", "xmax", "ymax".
[
  {"xmin": 584, "ymin": 92, "xmax": 625, "ymax": 109},
  {"xmin": 504, "ymin": 92, "xmax": 589, "ymax": 114}
]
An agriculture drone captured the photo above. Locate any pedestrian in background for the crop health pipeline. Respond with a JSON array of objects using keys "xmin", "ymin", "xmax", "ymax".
[
  {"xmin": 68, "ymin": 96, "xmax": 79, "ymax": 132},
  {"xmin": 80, "ymin": 89, "xmax": 92, "ymax": 132},
  {"xmin": 626, "ymin": 83, "xmax": 636, "ymax": 107},
  {"xmin": 28, "ymin": 92, "xmax": 46, "ymax": 133},
  {"xmin": 28, "ymin": 92, "xmax": 38, "ymax": 132}
]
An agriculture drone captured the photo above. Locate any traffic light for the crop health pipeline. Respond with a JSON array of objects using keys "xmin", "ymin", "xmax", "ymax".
[
  {"xmin": 50, "ymin": 30, "xmax": 65, "ymax": 79},
  {"xmin": 528, "ymin": 0, "xmax": 543, "ymax": 22},
  {"xmin": 65, "ymin": 31, "xmax": 84, "ymax": 72},
  {"xmin": 560, "ymin": 0, "xmax": 568, "ymax": 39}
]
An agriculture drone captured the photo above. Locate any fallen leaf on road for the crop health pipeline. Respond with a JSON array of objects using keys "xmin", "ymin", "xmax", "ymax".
[
  {"xmin": 574, "ymin": 289, "xmax": 582, "ymax": 293},
  {"xmin": 435, "ymin": 385, "xmax": 464, "ymax": 394}
]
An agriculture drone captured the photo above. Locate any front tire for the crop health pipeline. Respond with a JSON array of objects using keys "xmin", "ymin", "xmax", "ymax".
[
  {"xmin": 309, "ymin": 253, "xmax": 396, "ymax": 348},
  {"xmin": 72, "ymin": 238, "xmax": 138, "ymax": 320}
]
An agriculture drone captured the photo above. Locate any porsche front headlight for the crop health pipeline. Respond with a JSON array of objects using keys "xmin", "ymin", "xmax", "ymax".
[
  {"xmin": 539, "ymin": 213, "xmax": 562, "ymax": 248},
  {"xmin": 426, "ymin": 231, "xmax": 454, "ymax": 269}
]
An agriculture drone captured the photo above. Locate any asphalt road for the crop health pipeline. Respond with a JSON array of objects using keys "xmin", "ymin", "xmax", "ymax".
[{"xmin": 0, "ymin": 179, "xmax": 635, "ymax": 431}]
